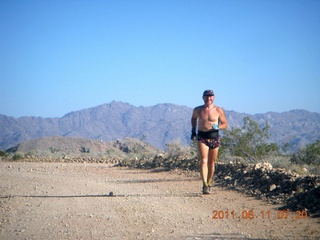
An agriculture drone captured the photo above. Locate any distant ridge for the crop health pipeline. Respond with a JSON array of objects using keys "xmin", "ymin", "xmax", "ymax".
[{"xmin": 1, "ymin": 101, "xmax": 320, "ymax": 151}]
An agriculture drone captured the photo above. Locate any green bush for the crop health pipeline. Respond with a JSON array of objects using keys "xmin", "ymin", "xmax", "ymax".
[
  {"xmin": 291, "ymin": 140, "xmax": 320, "ymax": 165},
  {"xmin": 221, "ymin": 117, "xmax": 280, "ymax": 163},
  {"xmin": 12, "ymin": 153, "xmax": 24, "ymax": 160},
  {"xmin": 263, "ymin": 155, "xmax": 291, "ymax": 169},
  {"xmin": 49, "ymin": 147, "xmax": 60, "ymax": 153},
  {"xmin": 0, "ymin": 150, "xmax": 8, "ymax": 157}
]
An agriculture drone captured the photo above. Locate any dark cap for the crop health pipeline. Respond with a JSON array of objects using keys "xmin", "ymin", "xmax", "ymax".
[{"xmin": 203, "ymin": 90, "xmax": 214, "ymax": 97}]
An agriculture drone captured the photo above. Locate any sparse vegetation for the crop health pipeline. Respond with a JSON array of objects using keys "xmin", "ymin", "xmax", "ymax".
[
  {"xmin": 12, "ymin": 153, "xmax": 24, "ymax": 160},
  {"xmin": 165, "ymin": 140, "xmax": 189, "ymax": 158},
  {"xmin": 216, "ymin": 117, "xmax": 320, "ymax": 175},
  {"xmin": 49, "ymin": 147, "xmax": 60, "ymax": 153},
  {"xmin": 189, "ymin": 140, "xmax": 198, "ymax": 158},
  {"xmin": 289, "ymin": 140, "xmax": 320, "ymax": 175},
  {"xmin": 221, "ymin": 117, "xmax": 280, "ymax": 163},
  {"xmin": 291, "ymin": 140, "xmax": 320, "ymax": 166},
  {"xmin": 80, "ymin": 146, "xmax": 90, "ymax": 153},
  {"xmin": 0, "ymin": 150, "xmax": 8, "ymax": 157}
]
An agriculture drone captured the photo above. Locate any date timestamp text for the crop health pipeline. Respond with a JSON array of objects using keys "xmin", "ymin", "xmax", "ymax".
[{"xmin": 212, "ymin": 209, "xmax": 308, "ymax": 220}]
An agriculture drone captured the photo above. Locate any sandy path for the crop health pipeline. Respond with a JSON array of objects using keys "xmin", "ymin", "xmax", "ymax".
[{"xmin": 0, "ymin": 162, "xmax": 319, "ymax": 240}]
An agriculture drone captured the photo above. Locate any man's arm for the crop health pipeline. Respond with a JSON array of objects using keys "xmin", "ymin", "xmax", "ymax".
[
  {"xmin": 191, "ymin": 108, "xmax": 198, "ymax": 140},
  {"xmin": 191, "ymin": 108, "xmax": 198, "ymax": 129},
  {"xmin": 218, "ymin": 108, "xmax": 228, "ymax": 130}
]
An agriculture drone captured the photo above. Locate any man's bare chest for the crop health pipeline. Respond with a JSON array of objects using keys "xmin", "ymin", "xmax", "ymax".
[{"xmin": 199, "ymin": 108, "xmax": 219, "ymax": 122}]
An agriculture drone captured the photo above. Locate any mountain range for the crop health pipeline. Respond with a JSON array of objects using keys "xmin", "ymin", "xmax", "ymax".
[{"xmin": 1, "ymin": 101, "xmax": 320, "ymax": 152}]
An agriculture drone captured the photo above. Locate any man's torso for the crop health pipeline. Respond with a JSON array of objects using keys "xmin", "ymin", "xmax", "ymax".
[{"xmin": 197, "ymin": 105, "xmax": 220, "ymax": 132}]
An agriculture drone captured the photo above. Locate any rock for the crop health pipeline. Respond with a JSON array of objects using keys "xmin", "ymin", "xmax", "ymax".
[
  {"xmin": 254, "ymin": 162, "xmax": 273, "ymax": 171},
  {"xmin": 269, "ymin": 184, "xmax": 277, "ymax": 191}
]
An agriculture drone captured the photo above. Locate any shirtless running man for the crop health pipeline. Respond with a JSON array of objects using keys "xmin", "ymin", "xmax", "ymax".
[{"xmin": 191, "ymin": 90, "xmax": 228, "ymax": 194}]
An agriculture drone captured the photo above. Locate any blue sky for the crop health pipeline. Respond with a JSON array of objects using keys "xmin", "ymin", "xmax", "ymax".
[{"xmin": 1, "ymin": 0, "xmax": 319, "ymax": 118}]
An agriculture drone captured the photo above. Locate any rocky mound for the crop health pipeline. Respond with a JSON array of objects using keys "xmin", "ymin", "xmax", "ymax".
[
  {"xmin": 6, "ymin": 136, "xmax": 163, "ymax": 158},
  {"xmin": 117, "ymin": 156, "xmax": 320, "ymax": 218},
  {"xmin": 214, "ymin": 162, "xmax": 320, "ymax": 217}
]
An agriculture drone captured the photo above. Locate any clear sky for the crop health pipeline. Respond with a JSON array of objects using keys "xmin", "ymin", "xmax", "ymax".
[{"xmin": 1, "ymin": 0, "xmax": 319, "ymax": 118}]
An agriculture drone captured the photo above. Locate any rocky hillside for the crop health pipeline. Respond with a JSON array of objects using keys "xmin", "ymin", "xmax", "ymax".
[
  {"xmin": 7, "ymin": 136, "xmax": 163, "ymax": 160},
  {"xmin": 1, "ymin": 101, "xmax": 320, "ymax": 151}
]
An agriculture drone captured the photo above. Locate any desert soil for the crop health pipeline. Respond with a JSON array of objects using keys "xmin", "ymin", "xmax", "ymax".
[{"xmin": 0, "ymin": 161, "xmax": 319, "ymax": 240}]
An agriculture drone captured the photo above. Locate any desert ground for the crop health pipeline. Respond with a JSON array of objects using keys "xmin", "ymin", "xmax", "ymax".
[{"xmin": 1, "ymin": 161, "xmax": 319, "ymax": 240}]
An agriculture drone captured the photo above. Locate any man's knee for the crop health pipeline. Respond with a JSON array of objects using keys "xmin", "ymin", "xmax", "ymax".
[
  {"xmin": 200, "ymin": 158, "xmax": 208, "ymax": 166},
  {"xmin": 207, "ymin": 161, "xmax": 215, "ymax": 168}
]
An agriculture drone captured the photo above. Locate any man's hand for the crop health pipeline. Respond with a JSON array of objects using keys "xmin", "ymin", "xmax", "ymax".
[
  {"xmin": 212, "ymin": 124, "xmax": 219, "ymax": 130},
  {"xmin": 191, "ymin": 128, "xmax": 197, "ymax": 140}
]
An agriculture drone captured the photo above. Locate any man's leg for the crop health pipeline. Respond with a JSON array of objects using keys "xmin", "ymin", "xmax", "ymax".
[
  {"xmin": 207, "ymin": 147, "xmax": 219, "ymax": 187},
  {"xmin": 198, "ymin": 141, "xmax": 210, "ymax": 193}
]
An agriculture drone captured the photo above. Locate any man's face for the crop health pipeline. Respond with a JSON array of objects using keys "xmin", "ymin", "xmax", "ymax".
[{"xmin": 203, "ymin": 95, "xmax": 214, "ymax": 104}]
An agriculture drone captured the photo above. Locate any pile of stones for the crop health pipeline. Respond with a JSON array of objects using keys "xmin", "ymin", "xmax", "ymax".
[
  {"xmin": 117, "ymin": 154, "xmax": 199, "ymax": 171},
  {"xmin": 117, "ymin": 155, "xmax": 320, "ymax": 218},
  {"xmin": 214, "ymin": 162, "xmax": 320, "ymax": 217}
]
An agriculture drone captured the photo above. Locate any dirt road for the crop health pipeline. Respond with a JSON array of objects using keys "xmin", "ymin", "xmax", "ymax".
[{"xmin": 1, "ymin": 162, "xmax": 319, "ymax": 240}]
